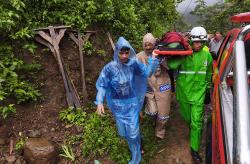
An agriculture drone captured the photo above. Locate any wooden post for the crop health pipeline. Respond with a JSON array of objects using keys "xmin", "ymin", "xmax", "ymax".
[
  {"xmin": 35, "ymin": 26, "xmax": 81, "ymax": 108},
  {"xmin": 107, "ymin": 32, "xmax": 115, "ymax": 51},
  {"xmin": 68, "ymin": 30, "xmax": 95, "ymax": 106}
]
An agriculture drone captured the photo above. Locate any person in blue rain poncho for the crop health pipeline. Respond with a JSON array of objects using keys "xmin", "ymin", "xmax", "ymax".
[{"xmin": 95, "ymin": 37, "xmax": 159, "ymax": 164}]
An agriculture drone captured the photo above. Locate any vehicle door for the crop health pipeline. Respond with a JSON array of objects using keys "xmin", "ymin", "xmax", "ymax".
[{"xmin": 212, "ymin": 28, "xmax": 240, "ymax": 164}]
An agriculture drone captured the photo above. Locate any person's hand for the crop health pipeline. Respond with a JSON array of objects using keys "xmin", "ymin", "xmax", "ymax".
[
  {"xmin": 152, "ymin": 50, "xmax": 159, "ymax": 58},
  {"xmin": 96, "ymin": 104, "xmax": 105, "ymax": 116}
]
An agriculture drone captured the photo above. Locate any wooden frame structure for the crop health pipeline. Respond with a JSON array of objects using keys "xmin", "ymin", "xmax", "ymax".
[{"xmin": 34, "ymin": 25, "xmax": 95, "ymax": 108}]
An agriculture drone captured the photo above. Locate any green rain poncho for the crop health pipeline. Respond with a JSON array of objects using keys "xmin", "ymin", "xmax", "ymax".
[{"xmin": 168, "ymin": 48, "xmax": 212, "ymax": 151}]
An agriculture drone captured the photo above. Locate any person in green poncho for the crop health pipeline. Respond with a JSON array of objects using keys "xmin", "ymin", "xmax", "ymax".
[{"xmin": 167, "ymin": 26, "xmax": 213, "ymax": 163}]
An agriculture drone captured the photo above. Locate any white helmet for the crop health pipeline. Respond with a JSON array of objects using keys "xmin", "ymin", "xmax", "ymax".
[{"xmin": 190, "ymin": 26, "xmax": 207, "ymax": 41}]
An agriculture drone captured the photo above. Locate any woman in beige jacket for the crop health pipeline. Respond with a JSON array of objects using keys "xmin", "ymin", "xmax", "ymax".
[{"xmin": 137, "ymin": 33, "xmax": 172, "ymax": 139}]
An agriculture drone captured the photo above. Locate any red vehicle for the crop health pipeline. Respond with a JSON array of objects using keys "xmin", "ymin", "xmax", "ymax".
[{"xmin": 209, "ymin": 12, "xmax": 250, "ymax": 164}]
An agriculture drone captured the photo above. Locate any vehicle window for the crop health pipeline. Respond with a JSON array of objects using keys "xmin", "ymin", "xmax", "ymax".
[
  {"xmin": 246, "ymin": 39, "xmax": 250, "ymax": 104},
  {"xmin": 221, "ymin": 55, "xmax": 234, "ymax": 82},
  {"xmin": 218, "ymin": 36, "xmax": 233, "ymax": 69},
  {"xmin": 218, "ymin": 44, "xmax": 235, "ymax": 161},
  {"xmin": 245, "ymin": 39, "xmax": 250, "ymax": 70},
  {"xmin": 249, "ymin": 86, "xmax": 250, "ymax": 105},
  {"xmin": 245, "ymin": 38, "xmax": 250, "ymax": 104},
  {"xmin": 219, "ymin": 70, "xmax": 234, "ymax": 163}
]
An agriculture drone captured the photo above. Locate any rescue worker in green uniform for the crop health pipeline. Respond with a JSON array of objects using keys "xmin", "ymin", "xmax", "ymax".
[{"xmin": 167, "ymin": 26, "xmax": 213, "ymax": 163}]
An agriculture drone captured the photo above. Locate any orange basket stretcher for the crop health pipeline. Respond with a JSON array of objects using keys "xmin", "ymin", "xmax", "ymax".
[{"xmin": 154, "ymin": 49, "xmax": 193, "ymax": 56}]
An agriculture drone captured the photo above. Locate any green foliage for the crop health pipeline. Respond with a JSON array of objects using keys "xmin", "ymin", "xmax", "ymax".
[
  {"xmin": 0, "ymin": 104, "xmax": 16, "ymax": 119},
  {"xmin": 83, "ymin": 41, "xmax": 94, "ymax": 56},
  {"xmin": 10, "ymin": 0, "xmax": 26, "ymax": 11},
  {"xmin": 96, "ymin": 50, "xmax": 106, "ymax": 57},
  {"xmin": 15, "ymin": 137, "xmax": 27, "ymax": 151},
  {"xmin": 1, "ymin": 0, "xmax": 181, "ymax": 51},
  {"xmin": 12, "ymin": 81, "xmax": 41, "ymax": 104},
  {"xmin": 82, "ymin": 113, "xmax": 130, "ymax": 163},
  {"xmin": 10, "ymin": 27, "xmax": 32, "ymax": 39},
  {"xmin": 18, "ymin": 62, "xmax": 41, "ymax": 73},
  {"xmin": 0, "ymin": 45, "xmax": 41, "ymax": 118},
  {"xmin": 23, "ymin": 43, "xmax": 38, "ymax": 54},
  {"xmin": 59, "ymin": 145, "xmax": 75, "ymax": 162},
  {"xmin": 59, "ymin": 107, "xmax": 87, "ymax": 126},
  {"xmin": 83, "ymin": 41, "xmax": 111, "ymax": 62},
  {"xmin": 67, "ymin": 134, "xmax": 83, "ymax": 145},
  {"xmin": 59, "ymin": 106, "xmax": 167, "ymax": 163},
  {"xmin": 59, "ymin": 107, "xmax": 130, "ymax": 163},
  {"xmin": 140, "ymin": 116, "xmax": 159, "ymax": 161},
  {"xmin": 0, "ymin": 1, "xmax": 23, "ymax": 31},
  {"xmin": 0, "ymin": 50, "xmax": 41, "ymax": 103}
]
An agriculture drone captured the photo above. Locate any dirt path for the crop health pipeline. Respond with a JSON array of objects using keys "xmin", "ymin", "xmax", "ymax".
[
  {"xmin": 148, "ymin": 94, "xmax": 208, "ymax": 164},
  {"xmin": 149, "ymin": 106, "xmax": 193, "ymax": 164}
]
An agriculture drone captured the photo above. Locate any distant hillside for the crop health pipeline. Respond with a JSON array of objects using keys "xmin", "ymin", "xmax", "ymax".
[
  {"xmin": 177, "ymin": 0, "xmax": 223, "ymax": 26},
  {"xmin": 183, "ymin": 13, "xmax": 199, "ymax": 26}
]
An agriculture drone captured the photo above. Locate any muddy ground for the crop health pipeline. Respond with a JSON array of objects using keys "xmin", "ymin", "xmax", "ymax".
[
  {"xmin": 148, "ymin": 100, "xmax": 208, "ymax": 164},
  {"xmin": 0, "ymin": 31, "xmax": 208, "ymax": 164}
]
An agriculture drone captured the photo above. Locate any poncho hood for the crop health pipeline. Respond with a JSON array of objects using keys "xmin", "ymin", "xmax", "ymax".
[{"xmin": 113, "ymin": 37, "xmax": 136, "ymax": 65}]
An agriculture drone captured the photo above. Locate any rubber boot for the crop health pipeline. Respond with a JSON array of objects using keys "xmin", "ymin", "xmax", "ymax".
[
  {"xmin": 155, "ymin": 119, "xmax": 167, "ymax": 139},
  {"xmin": 191, "ymin": 148, "xmax": 202, "ymax": 164},
  {"xmin": 127, "ymin": 136, "xmax": 141, "ymax": 164}
]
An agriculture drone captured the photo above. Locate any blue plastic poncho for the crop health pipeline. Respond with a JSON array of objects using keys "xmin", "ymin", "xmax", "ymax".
[{"xmin": 95, "ymin": 37, "xmax": 158, "ymax": 164}]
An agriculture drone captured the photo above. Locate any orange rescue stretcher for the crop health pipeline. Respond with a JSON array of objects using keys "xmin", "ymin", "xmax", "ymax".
[{"xmin": 154, "ymin": 49, "xmax": 193, "ymax": 56}]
